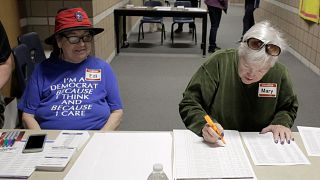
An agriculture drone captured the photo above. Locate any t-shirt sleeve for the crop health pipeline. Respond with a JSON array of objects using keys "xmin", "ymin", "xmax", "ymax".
[
  {"xmin": 17, "ymin": 66, "xmax": 43, "ymax": 114},
  {"xmin": 0, "ymin": 21, "xmax": 11, "ymax": 63},
  {"xmin": 104, "ymin": 64, "xmax": 123, "ymax": 111}
]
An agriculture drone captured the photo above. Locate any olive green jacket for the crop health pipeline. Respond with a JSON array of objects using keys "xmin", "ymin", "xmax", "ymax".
[{"xmin": 179, "ymin": 49, "xmax": 298, "ymax": 136}]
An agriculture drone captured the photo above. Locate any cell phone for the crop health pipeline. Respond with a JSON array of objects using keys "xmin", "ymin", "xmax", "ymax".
[{"xmin": 22, "ymin": 134, "xmax": 47, "ymax": 153}]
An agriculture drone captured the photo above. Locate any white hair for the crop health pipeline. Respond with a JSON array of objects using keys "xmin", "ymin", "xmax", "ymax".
[{"xmin": 238, "ymin": 21, "xmax": 287, "ymax": 66}]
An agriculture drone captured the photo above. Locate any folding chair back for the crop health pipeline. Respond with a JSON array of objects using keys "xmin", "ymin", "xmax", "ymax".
[
  {"xmin": 18, "ymin": 32, "xmax": 46, "ymax": 63},
  {"xmin": 12, "ymin": 44, "xmax": 35, "ymax": 98}
]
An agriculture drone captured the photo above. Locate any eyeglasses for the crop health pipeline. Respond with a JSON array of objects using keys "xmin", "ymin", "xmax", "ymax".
[
  {"xmin": 244, "ymin": 38, "xmax": 281, "ymax": 56},
  {"xmin": 62, "ymin": 34, "xmax": 93, "ymax": 44}
]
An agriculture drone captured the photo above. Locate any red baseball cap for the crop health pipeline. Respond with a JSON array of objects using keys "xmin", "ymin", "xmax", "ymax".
[{"xmin": 45, "ymin": 7, "xmax": 104, "ymax": 45}]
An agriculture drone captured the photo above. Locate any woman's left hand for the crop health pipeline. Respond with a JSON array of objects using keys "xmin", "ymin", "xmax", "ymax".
[{"xmin": 261, "ymin": 125, "xmax": 294, "ymax": 144}]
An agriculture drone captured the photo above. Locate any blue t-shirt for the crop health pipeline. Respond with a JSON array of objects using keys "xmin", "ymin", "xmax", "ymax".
[{"xmin": 18, "ymin": 54, "xmax": 123, "ymax": 130}]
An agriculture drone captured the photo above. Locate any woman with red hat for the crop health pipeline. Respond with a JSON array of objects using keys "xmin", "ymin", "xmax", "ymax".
[{"xmin": 18, "ymin": 8, "xmax": 123, "ymax": 130}]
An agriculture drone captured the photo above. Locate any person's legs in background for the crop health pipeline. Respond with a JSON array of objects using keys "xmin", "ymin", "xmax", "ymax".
[
  {"xmin": 188, "ymin": 0, "xmax": 199, "ymax": 33},
  {"xmin": 240, "ymin": 0, "xmax": 255, "ymax": 42},
  {"xmin": 175, "ymin": 23, "xmax": 184, "ymax": 33},
  {"xmin": 207, "ymin": 5, "xmax": 222, "ymax": 53},
  {"xmin": 174, "ymin": 0, "xmax": 185, "ymax": 33},
  {"xmin": 175, "ymin": 0, "xmax": 198, "ymax": 33}
]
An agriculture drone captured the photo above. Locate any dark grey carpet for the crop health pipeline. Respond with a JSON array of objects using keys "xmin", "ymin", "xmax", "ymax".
[
  {"xmin": 112, "ymin": 53, "xmax": 204, "ymax": 131},
  {"xmin": 111, "ymin": 5, "xmax": 320, "ymax": 131}
]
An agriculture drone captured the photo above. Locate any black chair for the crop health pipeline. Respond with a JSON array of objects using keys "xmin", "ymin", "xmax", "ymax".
[
  {"xmin": 138, "ymin": 1, "xmax": 166, "ymax": 45},
  {"xmin": 12, "ymin": 44, "xmax": 34, "ymax": 98},
  {"xmin": 171, "ymin": 1, "xmax": 197, "ymax": 45},
  {"xmin": 18, "ymin": 32, "xmax": 46, "ymax": 63}
]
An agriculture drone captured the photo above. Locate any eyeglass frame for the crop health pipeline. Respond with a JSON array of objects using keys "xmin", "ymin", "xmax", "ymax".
[
  {"xmin": 61, "ymin": 32, "xmax": 94, "ymax": 44},
  {"xmin": 244, "ymin": 37, "xmax": 281, "ymax": 56}
]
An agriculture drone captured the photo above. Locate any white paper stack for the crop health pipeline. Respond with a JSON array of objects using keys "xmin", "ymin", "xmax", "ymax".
[
  {"xmin": 173, "ymin": 130, "xmax": 256, "ymax": 179},
  {"xmin": 0, "ymin": 142, "xmax": 44, "ymax": 178},
  {"xmin": 36, "ymin": 147, "xmax": 76, "ymax": 171},
  {"xmin": 297, "ymin": 126, "xmax": 320, "ymax": 156},
  {"xmin": 64, "ymin": 132, "xmax": 173, "ymax": 180},
  {"xmin": 53, "ymin": 130, "xmax": 90, "ymax": 150},
  {"xmin": 241, "ymin": 132, "xmax": 310, "ymax": 165}
]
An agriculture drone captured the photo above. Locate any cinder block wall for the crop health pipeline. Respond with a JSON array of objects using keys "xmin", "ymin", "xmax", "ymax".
[
  {"xmin": 19, "ymin": 0, "xmax": 143, "ymax": 62},
  {"xmin": 255, "ymin": 0, "xmax": 320, "ymax": 75},
  {"xmin": 93, "ymin": 0, "xmax": 142, "ymax": 62}
]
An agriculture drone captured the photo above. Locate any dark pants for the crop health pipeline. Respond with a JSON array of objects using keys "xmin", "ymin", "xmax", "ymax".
[
  {"xmin": 177, "ymin": 0, "xmax": 198, "ymax": 29},
  {"xmin": 242, "ymin": 0, "xmax": 256, "ymax": 35},
  {"xmin": 207, "ymin": 5, "xmax": 222, "ymax": 50}
]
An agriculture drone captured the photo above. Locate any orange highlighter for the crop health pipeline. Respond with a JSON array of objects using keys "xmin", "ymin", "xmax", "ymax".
[{"xmin": 204, "ymin": 115, "xmax": 226, "ymax": 144}]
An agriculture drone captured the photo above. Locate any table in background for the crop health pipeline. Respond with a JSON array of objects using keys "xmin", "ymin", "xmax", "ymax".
[
  {"xmin": 0, "ymin": 131, "xmax": 319, "ymax": 180},
  {"xmin": 114, "ymin": 7, "xmax": 208, "ymax": 56}
]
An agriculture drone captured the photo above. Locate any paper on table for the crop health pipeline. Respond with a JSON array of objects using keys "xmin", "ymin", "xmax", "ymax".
[
  {"xmin": 64, "ymin": 132, "xmax": 172, "ymax": 180},
  {"xmin": 133, "ymin": 6, "xmax": 148, "ymax": 9},
  {"xmin": 53, "ymin": 131, "xmax": 90, "ymax": 150},
  {"xmin": 154, "ymin": 6, "xmax": 171, "ymax": 11},
  {"xmin": 241, "ymin": 132, "xmax": 310, "ymax": 165},
  {"xmin": 36, "ymin": 147, "xmax": 76, "ymax": 171},
  {"xmin": 185, "ymin": 7, "xmax": 207, "ymax": 12},
  {"xmin": 0, "ymin": 142, "xmax": 43, "ymax": 179},
  {"xmin": 173, "ymin": 130, "xmax": 256, "ymax": 179},
  {"xmin": 297, "ymin": 126, "xmax": 320, "ymax": 156}
]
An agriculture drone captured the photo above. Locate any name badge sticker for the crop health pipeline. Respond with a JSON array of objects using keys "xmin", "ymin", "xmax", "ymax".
[
  {"xmin": 85, "ymin": 69, "xmax": 101, "ymax": 81},
  {"xmin": 258, "ymin": 83, "xmax": 277, "ymax": 97}
]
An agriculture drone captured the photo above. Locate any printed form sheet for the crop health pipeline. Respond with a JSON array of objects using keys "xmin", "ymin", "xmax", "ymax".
[
  {"xmin": 0, "ymin": 141, "xmax": 73, "ymax": 178},
  {"xmin": 53, "ymin": 130, "xmax": 90, "ymax": 150},
  {"xmin": 241, "ymin": 132, "xmax": 310, "ymax": 165},
  {"xmin": 297, "ymin": 126, "xmax": 320, "ymax": 156},
  {"xmin": 173, "ymin": 130, "xmax": 256, "ymax": 179},
  {"xmin": 0, "ymin": 142, "xmax": 40, "ymax": 178},
  {"xmin": 64, "ymin": 132, "xmax": 172, "ymax": 180}
]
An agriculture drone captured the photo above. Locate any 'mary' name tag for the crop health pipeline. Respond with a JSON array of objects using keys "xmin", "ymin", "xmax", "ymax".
[{"xmin": 258, "ymin": 83, "xmax": 277, "ymax": 97}]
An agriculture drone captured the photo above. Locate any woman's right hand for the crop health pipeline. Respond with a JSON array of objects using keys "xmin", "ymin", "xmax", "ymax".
[{"xmin": 202, "ymin": 123, "xmax": 224, "ymax": 144}]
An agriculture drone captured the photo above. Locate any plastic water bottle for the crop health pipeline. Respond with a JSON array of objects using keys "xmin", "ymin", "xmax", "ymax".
[{"xmin": 147, "ymin": 163, "xmax": 169, "ymax": 180}]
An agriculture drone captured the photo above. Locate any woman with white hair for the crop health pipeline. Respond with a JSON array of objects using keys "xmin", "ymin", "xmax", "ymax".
[{"xmin": 179, "ymin": 21, "xmax": 298, "ymax": 144}]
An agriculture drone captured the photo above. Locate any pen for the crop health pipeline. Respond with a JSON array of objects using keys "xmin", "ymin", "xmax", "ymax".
[
  {"xmin": 15, "ymin": 131, "xmax": 25, "ymax": 141},
  {"xmin": 6, "ymin": 131, "xmax": 15, "ymax": 147},
  {"xmin": 3, "ymin": 131, "xmax": 13, "ymax": 147},
  {"xmin": 0, "ymin": 132, "xmax": 6, "ymax": 147},
  {"xmin": 9, "ymin": 138, "xmax": 15, "ymax": 147},
  {"xmin": 8, "ymin": 131, "xmax": 17, "ymax": 147},
  {"xmin": 11, "ymin": 131, "xmax": 20, "ymax": 147},
  {"xmin": 204, "ymin": 115, "xmax": 226, "ymax": 144}
]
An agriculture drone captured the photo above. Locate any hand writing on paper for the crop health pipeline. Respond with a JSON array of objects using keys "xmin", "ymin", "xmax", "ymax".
[
  {"xmin": 261, "ymin": 125, "xmax": 294, "ymax": 144},
  {"xmin": 202, "ymin": 123, "xmax": 224, "ymax": 144}
]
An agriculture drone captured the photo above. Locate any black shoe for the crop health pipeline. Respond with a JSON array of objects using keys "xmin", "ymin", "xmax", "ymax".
[
  {"xmin": 208, "ymin": 49, "xmax": 215, "ymax": 53},
  {"xmin": 208, "ymin": 46, "xmax": 221, "ymax": 54},
  {"xmin": 174, "ymin": 28, "xmax": 183, "ymax": 33},
  {"xmin": 189, "ymin": 28, "xmax": 193, "ymax": 33}
]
